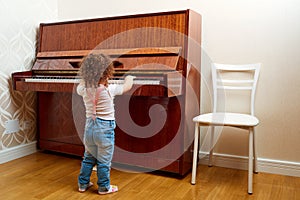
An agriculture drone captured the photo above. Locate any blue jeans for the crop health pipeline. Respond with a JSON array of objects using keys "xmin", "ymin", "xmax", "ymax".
[{"xmin": 78, "ymin": 118, "xmax": 116, "ymax": 192}]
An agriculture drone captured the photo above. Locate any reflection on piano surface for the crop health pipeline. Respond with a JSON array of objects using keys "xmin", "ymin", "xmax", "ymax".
[{"xmin": 12, "ymin": 9, "xmax": 201, "ymax": 176}]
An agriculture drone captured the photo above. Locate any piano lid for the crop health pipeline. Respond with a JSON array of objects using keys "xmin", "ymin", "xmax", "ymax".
[{"xmin": 32, "ymin": 47, "xmax": 182, "ymax": 72}]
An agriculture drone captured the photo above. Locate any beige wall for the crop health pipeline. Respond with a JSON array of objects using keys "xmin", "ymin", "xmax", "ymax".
[
  {"xmin": 0, "ymin": 0, "xmax": 58, "ymax": 163},
  {"xmin": 0, "ymin": 0, "xmax": 57, "ymax": 156},
  {"xmin": 195, "ymin": 0, "xmax": 300, "ymax": 163},
  {"xmin": 198, "ymin": 0, "xmax": 300, "ymax": 163},
  {"xmin": 57, "ymin": 0, "xmax": 300, "ymax": 164}
]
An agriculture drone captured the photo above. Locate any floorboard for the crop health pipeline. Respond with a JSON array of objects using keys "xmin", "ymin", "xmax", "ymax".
[{"xmin": 0, "ymin": 151, "xmax": 299, "ymax": 200}]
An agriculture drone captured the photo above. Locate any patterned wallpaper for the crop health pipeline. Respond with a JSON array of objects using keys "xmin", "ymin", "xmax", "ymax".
[{"xmin": 0, "ymin": 0, "xmax": 57, "ymax": 150}]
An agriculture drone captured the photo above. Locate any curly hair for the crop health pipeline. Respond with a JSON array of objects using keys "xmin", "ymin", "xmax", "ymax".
[{"xmin": 79, "ymin": 53, "xmax": 114, "ymax": 88}]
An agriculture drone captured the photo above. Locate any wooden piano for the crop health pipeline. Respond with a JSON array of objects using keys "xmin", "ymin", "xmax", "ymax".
[{"xmin": 12, "ymin": 9, "xmax": 201, "ymax": 176}]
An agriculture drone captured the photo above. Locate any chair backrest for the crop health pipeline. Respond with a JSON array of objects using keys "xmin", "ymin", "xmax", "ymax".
[{"xmin": 211, "ymin": 63, "xmax": 261, "ymax": 115}]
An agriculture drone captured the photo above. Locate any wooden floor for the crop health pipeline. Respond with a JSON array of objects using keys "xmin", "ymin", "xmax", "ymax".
[{"xmin": 1, "ymin": 151, "xmax": 299, "ymax": 200}]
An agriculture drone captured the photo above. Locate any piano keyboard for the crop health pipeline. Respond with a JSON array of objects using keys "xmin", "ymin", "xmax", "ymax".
[{"xmin": 24, "ymin": 77, "xmax": 160, "ymax": 85}]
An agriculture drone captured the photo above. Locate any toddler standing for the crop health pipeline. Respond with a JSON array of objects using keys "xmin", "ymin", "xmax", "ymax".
[{"xmin": 77, "ymin": 53, "xmax": 135, "ymax": 195}]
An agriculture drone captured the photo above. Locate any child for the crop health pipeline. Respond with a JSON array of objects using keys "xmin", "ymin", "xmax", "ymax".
[{"xmin": 77, "ymin": 53, "xmax": 135, "ymax": 195}]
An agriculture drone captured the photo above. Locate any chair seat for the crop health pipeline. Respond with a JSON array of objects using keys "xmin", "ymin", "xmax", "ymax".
[{"xmin": 193, "ymin": 112, "xmax": 259, "ymax": 127}]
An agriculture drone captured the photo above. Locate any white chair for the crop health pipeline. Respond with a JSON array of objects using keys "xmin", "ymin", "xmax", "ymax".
[{"xmin": 191, "ymin": 63, "xmax": 261, "ymax": 194}]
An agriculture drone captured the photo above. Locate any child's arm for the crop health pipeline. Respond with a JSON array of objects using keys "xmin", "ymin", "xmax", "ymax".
[
  {"xmin": 76, "ymin": 81, "xmax": 85, "ymax": 96},
  {"xmin": 122, "ymin": 75, "xmax": 136, "ymax": 93}
]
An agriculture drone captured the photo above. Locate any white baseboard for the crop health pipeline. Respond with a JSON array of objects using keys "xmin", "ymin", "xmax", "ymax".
[
  {"xmin": 198, "ymin": 152, "xmax": 300, "ymax": 177},
  {"xmin": 0, "ymin": 141, "xmax": 37, "ymax": 164}
]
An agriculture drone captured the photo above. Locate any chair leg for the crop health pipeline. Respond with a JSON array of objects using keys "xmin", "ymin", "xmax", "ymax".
[
  {"xmin": 253, "ymin": 128, "xmax": 258, "ymax": 173},
  {"xmin": 191, "ymin": 123, "xmax": 199, "ymax": 185},
  {"xmin": 248, "ymin": 128, "xmax": 254, "ymax": 194},
  {"xmin": 208, "ymin": 126, "xmax": 215, "ymax": 167}
]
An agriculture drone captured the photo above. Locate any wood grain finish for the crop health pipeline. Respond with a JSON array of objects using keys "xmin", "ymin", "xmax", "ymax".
[
  {"xmin": 39, "ymin": 11, "xmax": 187, "ymax": 51},
  {"xmin": 1, "ymin": 152, "xmax": 299, "ymax": 200},
  {"xmin": 37, "ymin": 92, "xmax": 88, "ymax": 156},
  {"xmin": 11, "ymin": 9, "xmax": 202, "ymax": 176}
]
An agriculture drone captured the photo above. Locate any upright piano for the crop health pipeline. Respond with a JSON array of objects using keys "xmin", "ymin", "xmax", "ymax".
[{"xmin": 12, "ymin": 9, "xmax": 201, "ymax": 176}]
